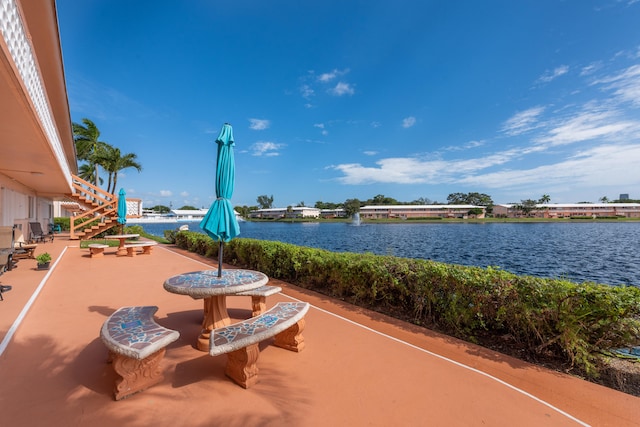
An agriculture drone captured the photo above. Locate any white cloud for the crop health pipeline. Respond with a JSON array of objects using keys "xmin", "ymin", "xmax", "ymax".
[
  {"xmin": 314, "ymin": 123, "xmax": 328, "ymax": 135},
  {"xmin": 331, "ymin": 93, "xmax": 640, "ymax": 188},
  {"xmin": 593, "ymin": 64, "xmax": 640, "ymax": 106},
  {"xmin": 501, "ymin": 106, "xmax": 545, "ymax": 136},
  {"xmin": 250, "ymin": 141, "xmax": 285, "ymax": 156},
  {"xmin": 300, "ymin": 84, "xmax": 314, "ymax": 99},
  {"xmin": 536, "ymin": 65, "xmax": 569, "ymax": 83},
  {"xmin": 363, "ymin": 150, "xmax": 378, "ymax": 156},
  {"xmin": 458, "ymin": 144, "xmax": 640, "ymax": 190},
  {"xmin": 444, "ymin": 140, "xmax": 485, "ymax": 151},
  {"xmin": 580, "ymin": 62, "xmax": 602, "ymax": 76},
  {"xmin": 402, "ymin": 116, "xmax": 416, "ymax": 128},
  {"xmin": 318, "ymin": 68, "xmax": 349, "ymax": 82},
  {"xmin": 331, "ymin": 147, "xmax": 521, "ymax": 185},
  {"xmin": 249, "ymin": 118, "xmax": 270, "ymax": 130},
  {"xmin": 465, "ymin": 140, "xmax": 484, "ymax": 148},
  {"xmin": 318, "ymin": 70, "xmax": 338, "ymax": 82},
  {"xmin": 535, "ymin": 110, "xmax": 638, "ymax": 146},
  {"xmin": 329, "ymin": 82, "xmax": 355, "ymax": 96},
  {"xmin": 370, "ymin": 121, "xmax": 381, "ymax": 128},
  {"xmin": 180, "ymin": 191, "xmax": 189, "ymax": 197},
  {"xmin": 331, "ymin": 139, "xmax": 640, "ymax": 192},
  {"xmin": 300, "ymin": 68, "xmax": 353, "ymax": 100},
  {"xmin": 160, "ymin": 190, "xmax": 172, "ymax": 197}
]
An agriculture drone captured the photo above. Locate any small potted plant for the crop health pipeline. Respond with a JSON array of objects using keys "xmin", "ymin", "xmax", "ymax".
[{"xmin": 36, "ymin": 252, "xmax": 52, "ymax": 270}]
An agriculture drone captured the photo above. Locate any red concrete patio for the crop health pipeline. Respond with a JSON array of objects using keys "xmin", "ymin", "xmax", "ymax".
[{"xmin": 0, "ymin": 233, "xmax": 638, "ymax": 426}]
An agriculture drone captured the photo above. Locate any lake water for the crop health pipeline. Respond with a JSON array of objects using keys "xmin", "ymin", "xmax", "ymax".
[{"xmin": 136, "ymin": 220, "xmax": 640, "ymax": 287}]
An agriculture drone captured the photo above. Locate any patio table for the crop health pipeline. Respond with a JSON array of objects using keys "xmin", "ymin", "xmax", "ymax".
[
  {"xmin": 105, "ymin": 234, "xmax": 140, "ymax": 256},
  {"xmin": 163, "ymin": 269, "xmax": 268, "ymax": 351}
]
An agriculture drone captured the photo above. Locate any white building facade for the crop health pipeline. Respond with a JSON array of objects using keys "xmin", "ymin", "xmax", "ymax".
[{"xmin": 493, "ymin": 203, "xmax": 640, "ymax": 218}]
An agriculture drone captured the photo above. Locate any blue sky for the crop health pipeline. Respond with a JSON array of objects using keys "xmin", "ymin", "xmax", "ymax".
[{"xmin": 56, "ymin": 0, "xmax": 640, "ymax": 208}]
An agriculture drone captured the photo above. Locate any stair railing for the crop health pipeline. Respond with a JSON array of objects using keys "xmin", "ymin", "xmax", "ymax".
[{"xmin": 70, "ymin": 175, "xmax": 118, "ymax": 239}]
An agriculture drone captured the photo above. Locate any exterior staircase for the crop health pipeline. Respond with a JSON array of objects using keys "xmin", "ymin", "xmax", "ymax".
[{"xmin": 67, "ymin": 175, "xmax": 121, "ymax": 240}]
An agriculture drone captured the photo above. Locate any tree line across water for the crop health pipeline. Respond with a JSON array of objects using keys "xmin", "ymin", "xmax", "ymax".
[{"xmin": 230, "ymin": 193, "xmax": 638, "ymax": 219}]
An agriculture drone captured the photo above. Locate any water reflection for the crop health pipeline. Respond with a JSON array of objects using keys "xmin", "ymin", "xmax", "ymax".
[{"xmin": 139, "ymin": 221, "xmax": 640, "ymax": 287}]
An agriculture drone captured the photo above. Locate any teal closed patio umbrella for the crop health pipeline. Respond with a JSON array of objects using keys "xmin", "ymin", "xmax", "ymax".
[
  {"xmin": 117, "ymin": 188, "xmax": 127, "ymax": 234},
  {"xmin": 200, "ymin": 123, "xmax": 240, "ymax": 277}
]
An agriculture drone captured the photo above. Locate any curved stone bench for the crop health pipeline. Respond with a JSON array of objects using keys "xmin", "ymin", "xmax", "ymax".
[
  {"xmin": 88, "ymin": 244, "xmax": 109, "ymax": 258},
  {"xmin": 100, "ymin": 306, "xmax": 179, "ymax": 400},
  {"xmin": 209, "ymin": 301, "xmax": 309, "ymax": 388},
  {"xmin": 123, "ymin": 241, "xmax": 157, "ymax": 257}
]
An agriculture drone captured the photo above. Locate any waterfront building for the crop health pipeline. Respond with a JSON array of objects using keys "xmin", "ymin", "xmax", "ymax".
[
  {"xmin": 250, "ymin": 207, "xmax": 321, "ymax": 219},
  {"xmin": 493, "ymin": 203, "xmax": 640, "ymax": 218},
  {"xmin": 359, "ymin": 205, "xmax": 486, "ymax": 220},
  {"xmin": 171, "ymin": 209, "xmax": 208, "ymax": 221},
  {"xmin": 320, "ymin": 208, "xmax": 347, "ymax": 218}
]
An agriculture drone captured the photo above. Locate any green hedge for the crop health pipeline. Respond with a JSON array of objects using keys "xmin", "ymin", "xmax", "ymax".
[{"xmin": 174, "ymin": 231, "xmax": 640, "ymax": 375}]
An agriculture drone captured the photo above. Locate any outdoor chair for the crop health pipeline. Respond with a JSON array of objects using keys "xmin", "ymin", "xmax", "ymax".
[
  {"xmin": 29, "ymin": 222, "xmax": 53, "ymax": 243},
  {"xmin": 13, "ymin": 228, "xmax": 37, "ymax": 260},
  {"xmin": 0, "ymin": 226, "xmax": 15, "ymax": 271},
  {"xmin": 0, "ymin": 283, "xmax": 11, "ymax": 301},
  {"xmin": 0, "ymin": 252, "xmax": 10, "ymax": 274}
]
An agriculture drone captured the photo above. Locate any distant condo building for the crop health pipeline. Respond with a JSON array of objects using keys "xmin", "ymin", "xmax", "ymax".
[
  {"xmin": 250, "ymin": 207, "xmax": 321, "ymax": 219},
  {"xmin": 493, "ymin": 203, "xmax": 640, "ymax": 218},
  {"xmin": 359, "ymin": 205, "xmax": 485, "ymax": 219},
  {"xmin": 250, "ymin": 205, "xmax": 486, "ymax": 220}
]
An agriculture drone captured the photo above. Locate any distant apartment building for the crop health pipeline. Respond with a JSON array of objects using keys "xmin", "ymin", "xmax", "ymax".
[
  {"xmin": 359, "ymin": 205, "xmax": 486, "ymax": 219},
  {"xmin": 320, "ymin": 208, "xmax": 347, "ymax": 218},
  {"xmin": 250, "ymin": 207, "xmax": 321, "ymax": 219},
  {"xmin": 170, "ymin": 209, "xmax": 209, "ymax": 221},
  {"xmin": 493, "ymin": 203, "xmax": 640, "ymax": 218}
]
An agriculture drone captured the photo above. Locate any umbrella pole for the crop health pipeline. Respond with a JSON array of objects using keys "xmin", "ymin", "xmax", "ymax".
[{"xmin": 218, "ymin": 242, "xmax": 223, "ymax": 277}]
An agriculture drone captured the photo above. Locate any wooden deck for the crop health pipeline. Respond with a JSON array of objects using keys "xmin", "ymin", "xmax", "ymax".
[{"xmin": 0, "ymin": 233, "xmax": 638, "ymax": 426}]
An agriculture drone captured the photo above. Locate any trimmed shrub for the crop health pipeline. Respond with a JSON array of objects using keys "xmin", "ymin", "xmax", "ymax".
[{"xmin": 174, "ymin": 230, "xmax": 640, "ymax": 375}]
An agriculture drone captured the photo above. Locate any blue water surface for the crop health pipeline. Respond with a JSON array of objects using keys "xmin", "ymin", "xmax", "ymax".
[{"xmin": 138, "ymin": 221, "xmax": 640, "ymax": 287}]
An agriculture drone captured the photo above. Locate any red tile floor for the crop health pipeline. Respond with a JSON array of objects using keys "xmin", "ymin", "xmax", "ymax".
[{"xmin": 0, "ymin": 233, "xmax": 638, "ymax": 426}]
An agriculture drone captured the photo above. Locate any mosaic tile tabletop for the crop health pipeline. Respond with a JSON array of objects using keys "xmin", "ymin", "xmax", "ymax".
[{"xmin": 163, "ymin": 269, "xmax": 268, "ymax": 298}]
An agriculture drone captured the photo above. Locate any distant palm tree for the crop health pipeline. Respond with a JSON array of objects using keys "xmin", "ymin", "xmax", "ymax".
[
  {"xmin": 77, "ymin": 163, "xmax": 103, "ymax": 186},
  {"xmin": 539, "ymin": 194, "xmax": 551, "ymax": 204},
  {"xmin": 73, "ymin": 118, "xmax": 111, "ymax": 188},
  {"xmin": 94, "ymin": 146, "xmax": 142, "ymax": 194}
]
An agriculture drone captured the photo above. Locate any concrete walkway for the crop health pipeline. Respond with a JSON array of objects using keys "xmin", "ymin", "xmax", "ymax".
[{"xmin": 0, "ymin": 234, "xmax": 638, "ymax": 426}]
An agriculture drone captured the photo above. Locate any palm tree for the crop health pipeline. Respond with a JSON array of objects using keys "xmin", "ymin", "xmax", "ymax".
[
  {"xmin": 77, "ymin": 163, "xmax": 103, "ymax": 186},
  {"xmin": 94, "ymin": 146, "xmax": 142, "ymax": 194},
  {"xmin": 539, "ymin": 194, "xmax": 551, "ymax": 204},
  {"xmin": 73, "ymin": 118, "xmax": 111, "ymax": 188}
]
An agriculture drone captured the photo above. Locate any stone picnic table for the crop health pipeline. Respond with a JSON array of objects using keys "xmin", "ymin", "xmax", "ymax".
[
  {"xmin": 163, "ymin": 269, "xmax": 268, "ymax": 351},
  {"xmin": 104, "ymin": 234, "xmax": 140, "ymax": 256}
]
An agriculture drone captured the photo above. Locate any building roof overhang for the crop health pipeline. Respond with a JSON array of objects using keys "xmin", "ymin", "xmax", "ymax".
[{"xmin": 0, "ymin": 0, "xmax": 76, "ymax": 197}]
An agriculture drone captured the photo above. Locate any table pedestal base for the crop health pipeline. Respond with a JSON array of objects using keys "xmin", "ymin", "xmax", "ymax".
[{"xmin": 197, "ymin": 296, "xmax": 230, "ymax": 352}]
